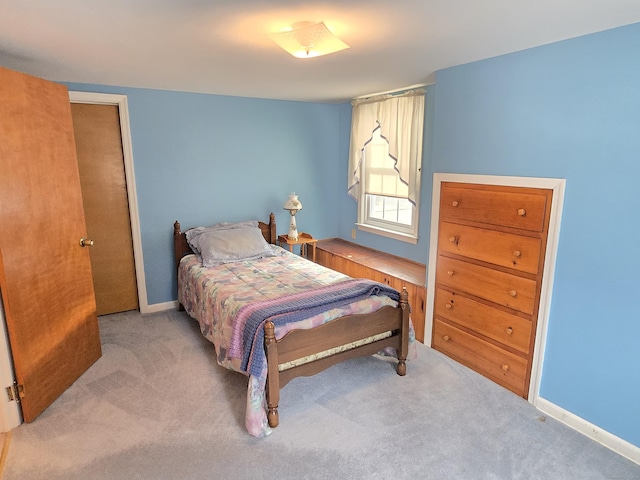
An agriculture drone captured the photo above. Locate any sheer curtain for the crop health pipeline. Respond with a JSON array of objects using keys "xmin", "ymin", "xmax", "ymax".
[{"xmin": 348, "ymin": 88, "xmax": 425, "ymax": 205}]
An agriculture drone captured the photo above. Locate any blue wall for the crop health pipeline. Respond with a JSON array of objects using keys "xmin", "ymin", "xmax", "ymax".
[
  {"xmin": 65, "ymin": 21, "xmax": 640, "ymax": 449},
  {"xmin": 427, "ymin": 23, "xmax": 640, "ymax": 447},
  {"xmin": 64, "ymin": 84, "xmax": 344, "ymax": 305}
]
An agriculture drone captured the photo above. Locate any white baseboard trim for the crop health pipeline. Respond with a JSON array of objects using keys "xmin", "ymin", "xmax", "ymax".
[
  {"xmin": 536, "ymin": 397, "xmax": 640, "ymax": 465},
  {"xmin": 142, "ymin": 301, "xmax": 179, "ymax": 314}
]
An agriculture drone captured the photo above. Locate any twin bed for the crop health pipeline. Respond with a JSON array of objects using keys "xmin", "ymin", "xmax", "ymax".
[{"xmin": 173, "ymin": 213, "xmax": 413, "ymax": 437}]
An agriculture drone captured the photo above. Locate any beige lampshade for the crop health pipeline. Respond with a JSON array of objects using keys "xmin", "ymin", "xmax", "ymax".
[
  {"xmin": 283, "ymin": 193, "xmax": 302, "ymax": 211},
  {"xmin": 269, "ymin": 22, "xmax": 349, "ymax": 59}
]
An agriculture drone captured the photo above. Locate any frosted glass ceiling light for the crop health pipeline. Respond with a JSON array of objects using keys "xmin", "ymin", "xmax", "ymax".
[{"xmin": 269, "ymin": 21, "xmax": 349, "ymax": 58}]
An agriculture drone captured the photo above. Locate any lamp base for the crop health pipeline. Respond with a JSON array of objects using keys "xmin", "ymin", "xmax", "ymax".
[{"xmin": 288, "ymin": 214, "xmax": 299, "ymax": 241}]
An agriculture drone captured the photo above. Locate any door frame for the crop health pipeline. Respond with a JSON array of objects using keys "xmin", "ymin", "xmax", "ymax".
[
  {"xmin": 0, "ymin": 295, "xmax": 22, "ymax": 431},
  {"xmin": 424, "ymin": 173, "xmax": 566, "ymax": 404},
  {"xmin": 68, "ymin": 92, "xmax": 149, "ymax": 314}
]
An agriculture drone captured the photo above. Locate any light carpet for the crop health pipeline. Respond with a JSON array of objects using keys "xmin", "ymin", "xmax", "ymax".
[{"xmin": 3, "ymin": 309, "xmax": 639, "ymax": 480}]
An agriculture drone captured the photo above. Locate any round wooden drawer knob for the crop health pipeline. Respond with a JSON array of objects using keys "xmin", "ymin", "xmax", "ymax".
[
  {"xmin": 449, "ymin": 236, "xmax": 458, "ymax": 244},
  {"xmin": 443, "ymin": 335, "xmax": 450, "ymax": 342},
  {"xmin": 445, "ymin": 303, "xmax": 453, "ymax": 310},
  {"xmin": 513, "ymin": 250, "xmax": 522, "ymax": 258},
  {"xmin": 506, "ymin": 327, "xmax": 513, "ymax": 335},
  {"xmin": 517, "ymin": 208, "xmax": 526, "ymax": 216},
  {"xmin": 509, "ymin": 290, "xmax": 517, "ymax": 297},
  {"xmin": 447, "ymin": 270, "xmax": 454, "ymax": 276},
  {"xmin": 501, "ymin": 364, "xmax": 510, "ymax": 372},
  {"xmin": 452, "ymin": 200, "xmax": 459, "ymax": 207}
]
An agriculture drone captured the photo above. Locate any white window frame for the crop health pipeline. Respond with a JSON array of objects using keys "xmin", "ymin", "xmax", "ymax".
[{"xmin": 356, "ymin": 127, "xmax": 420, "ymax": 243}]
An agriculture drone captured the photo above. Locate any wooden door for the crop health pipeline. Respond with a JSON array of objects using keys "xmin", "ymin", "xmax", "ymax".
[
  {"xmin": 71, "ymin": 103, "xmax": 138, "ymax": 315},
  {"xmin": 0, "ymin": 66, "xmax": 102, "ymax": 422}
]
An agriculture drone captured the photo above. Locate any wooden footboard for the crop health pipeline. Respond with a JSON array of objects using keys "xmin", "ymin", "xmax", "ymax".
[{"xmin": 264, "ymin": 288, "xmax": 410, "ymax": 428}]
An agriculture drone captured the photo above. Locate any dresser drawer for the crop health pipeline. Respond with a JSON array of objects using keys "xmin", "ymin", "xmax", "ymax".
[
  {"xmin": 436, "ymin": 256, "xmax": 537, "ymax": 315},
  {"xmin": 434, "ymin": 287, "xmax": 532, "ymax": 355},
  {"xmin": 438, "ymin": 222, "xmax": 541, "ymax": 275},
  {"xmin": 433, "ymin": 319, "xmax": 528, "ymax": 396},
  {"xmin": 440, "ymin": 183, "xmax": 548, "ymax": 232}
]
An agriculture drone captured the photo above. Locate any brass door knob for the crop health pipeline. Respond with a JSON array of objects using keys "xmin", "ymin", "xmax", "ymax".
[{"xmin": 80, "ymin": 238, "xmax": 94, "ymax": 247}]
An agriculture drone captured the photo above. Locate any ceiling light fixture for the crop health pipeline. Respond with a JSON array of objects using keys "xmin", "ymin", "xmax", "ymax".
[{"xmin": 269, "ymin": 21, "xmax": 349, "ymax": 59}]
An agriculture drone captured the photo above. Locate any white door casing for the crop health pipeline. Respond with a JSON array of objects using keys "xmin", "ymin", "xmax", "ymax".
[{"xmin": 0, "ymin": 296, "xmax": 21, "ymax": 431}]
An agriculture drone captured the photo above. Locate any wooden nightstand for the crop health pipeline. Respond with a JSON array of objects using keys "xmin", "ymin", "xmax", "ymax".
[{"xmin": 277, "ymin": 233, "xmax": 317, "ymax": 262}]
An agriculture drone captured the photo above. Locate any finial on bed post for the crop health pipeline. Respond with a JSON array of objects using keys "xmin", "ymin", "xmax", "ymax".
[
  {"xmin": 264, "ymin": 320, "xmax": 280, "ymax": 428},
  {"xmin": 173, "ymin": 221, "xmax": 181, "ymax": 235},
  {"xmin": 397, "ymin": 287, "xmax": 410, "ymax": 376}
]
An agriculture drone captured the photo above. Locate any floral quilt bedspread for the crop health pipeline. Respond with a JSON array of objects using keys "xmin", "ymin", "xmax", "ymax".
[{"xmin": 178, "ymin": 245, "xmax": 414, "ymax": 437}]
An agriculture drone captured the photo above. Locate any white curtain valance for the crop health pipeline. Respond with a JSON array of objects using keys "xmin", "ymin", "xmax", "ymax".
[{"xmin": 347, "ymin": 88, "xmax": 425, "ymax": 205}]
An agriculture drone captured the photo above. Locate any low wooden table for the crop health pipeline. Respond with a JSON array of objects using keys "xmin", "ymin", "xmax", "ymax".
[
  {"xmin": 314, "ymin": 238, "xmax": 427, "ymax": 343},
  {"xmin": 277, "ymin": 233, "xmax": 317, "ymax": 262}
]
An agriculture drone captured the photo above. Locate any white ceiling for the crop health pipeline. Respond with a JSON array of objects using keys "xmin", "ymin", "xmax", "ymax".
[{"xmin": 2, "ymin": 1, "xmax": 640, "ymax": 103}]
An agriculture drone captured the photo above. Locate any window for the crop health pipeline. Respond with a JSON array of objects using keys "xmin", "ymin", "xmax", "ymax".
[
  {"xmin": 348, "ymin": 89, "xmax": 425, "ymax": 243},
  {"xmin": 362, "ymin": 128, "xmax": 416, "ymax": 236}
]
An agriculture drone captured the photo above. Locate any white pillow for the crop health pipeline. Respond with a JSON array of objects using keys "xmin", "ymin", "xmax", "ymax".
[
  {"xmin": 188, "ymin": 225, "xmax": 275, "ymax": 267},
  {"xmin": 185, "ymin": 220, "xmax": 259, "ymax": 255}
]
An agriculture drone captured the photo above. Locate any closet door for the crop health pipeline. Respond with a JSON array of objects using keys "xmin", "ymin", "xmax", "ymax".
[
  {"xmin": 71, "ymin": 103, "xmax": 139, "ymax": 315},
  {"xmin": 0, "ymin": 66, "xmax": 102, "ymax": 422}
]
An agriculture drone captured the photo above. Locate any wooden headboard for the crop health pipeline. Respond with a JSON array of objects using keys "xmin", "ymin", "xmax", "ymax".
[{"xmin": 173, "ymin": 212, "xmax": 277, "ymax": 269}]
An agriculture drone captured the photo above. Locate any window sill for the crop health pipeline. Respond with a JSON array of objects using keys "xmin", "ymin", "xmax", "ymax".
[{"xmin": 355, "ymin": 223, "xmax": 418, "ymax": 244}]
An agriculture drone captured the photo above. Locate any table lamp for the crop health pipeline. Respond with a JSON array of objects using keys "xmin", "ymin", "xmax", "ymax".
[{"xmin": 283, "ymin": 193, "xmax": 303, "ymax": 240}]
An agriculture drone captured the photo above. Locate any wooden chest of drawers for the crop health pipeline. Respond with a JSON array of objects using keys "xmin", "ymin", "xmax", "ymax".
[
  {"xmin": 432, "ymin": 182, "xmax": 552, "ymax": 398},
  {"xmin": 314, "ymin": 238, "xmax": 427, "ymax": 343}
]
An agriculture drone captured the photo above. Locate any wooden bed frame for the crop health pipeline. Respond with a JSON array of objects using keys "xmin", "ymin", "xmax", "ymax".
[{"xmin": 173, "ymin": 213, "xmax": 410, "ymax": 428}]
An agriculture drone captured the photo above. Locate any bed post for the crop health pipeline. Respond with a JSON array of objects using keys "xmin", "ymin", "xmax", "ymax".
[
  {"xmin": 264, "ymin": 320, "xmax": 280, "ymax": 428},
  {"xmin": 397, "ymin": 287, "xmax": 410, "ymax": 376},
  {"xmin": 268, "ymin": 212, "xmax": 276, "ymax": 244},
  {"xmin": 173, "ymin": 221, "xmax": 186, "ymax": 311},
  {"xmin": 173, "ymin": 221, "xmax": 183, "ymax": 269}
]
